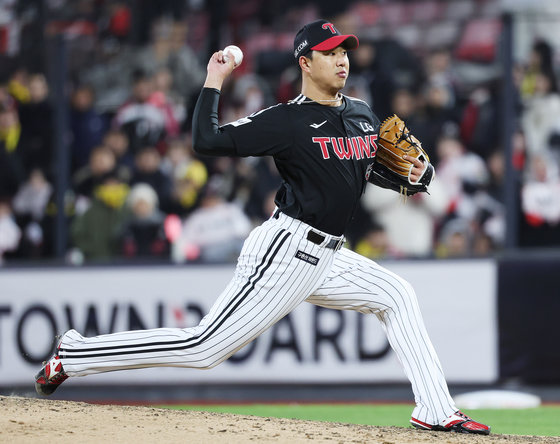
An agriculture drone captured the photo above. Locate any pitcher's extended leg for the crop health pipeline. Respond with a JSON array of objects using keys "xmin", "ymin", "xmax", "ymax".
[
  {"xmin": 56, "ymin": 216, "xmax": 334, "ymax": 377},
  {"xmin": 307, "ymin": 248, "xmax": 456, "ymax": 425}
]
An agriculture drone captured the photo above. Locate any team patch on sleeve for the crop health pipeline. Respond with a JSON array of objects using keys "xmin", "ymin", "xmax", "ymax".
[
  {"xmin": 225, "ymin": 116, "xmax": 252, "ymax": 127},
  {"xmin": 295, "ymin": 250, "xmax": 319, "ymax": 266}
]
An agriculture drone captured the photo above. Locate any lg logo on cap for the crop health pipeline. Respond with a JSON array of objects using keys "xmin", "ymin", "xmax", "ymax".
[{"xmin": 322, "ymin": 23, "xmax": 337, "ymax": 34}]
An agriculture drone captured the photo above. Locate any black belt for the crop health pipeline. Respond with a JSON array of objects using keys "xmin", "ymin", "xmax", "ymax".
[
  {"xmin": 306, "ymin": 230, "xmax": 345, "ymax": 250},
  {"xmin": 273, "ymin": 209, "xmax": 344, "ymax": 250}
]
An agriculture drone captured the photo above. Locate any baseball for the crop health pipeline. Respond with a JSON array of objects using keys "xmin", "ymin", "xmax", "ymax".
[{"xmin": 223, "ymin": 45, "xmax": 243, "ymax": 66}]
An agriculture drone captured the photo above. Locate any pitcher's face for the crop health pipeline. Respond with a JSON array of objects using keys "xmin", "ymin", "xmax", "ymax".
[{"xmin": 307, "ymin": 46, "xmax": 350, "ymax": 94}]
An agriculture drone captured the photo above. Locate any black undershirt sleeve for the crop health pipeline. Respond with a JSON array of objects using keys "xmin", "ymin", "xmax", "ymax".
[{"xmin": 192, "ymin": 87, "xmax": 237, "ymax": 156}]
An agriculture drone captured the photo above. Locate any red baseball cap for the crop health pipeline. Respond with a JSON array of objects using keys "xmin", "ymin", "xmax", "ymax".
[{"xmin": 293, "ymin": 19, "xmax": 359, "ymax": 59}]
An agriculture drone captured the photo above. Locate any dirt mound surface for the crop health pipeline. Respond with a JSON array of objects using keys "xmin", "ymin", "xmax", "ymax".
[{"xmin": 1, "ymin": 395, "xmax": 556, "ymax": 444}]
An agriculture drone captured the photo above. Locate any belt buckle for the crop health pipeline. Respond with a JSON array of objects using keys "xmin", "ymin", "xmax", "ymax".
[{"xmin": 334, "ymin": 237, "xmax": 344, "ymax": 250}]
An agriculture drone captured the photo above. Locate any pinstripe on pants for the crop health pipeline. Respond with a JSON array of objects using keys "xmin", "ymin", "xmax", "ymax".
[{"xmin": 59, "ymin": 211, "xmax": 456, "ymax": 424}]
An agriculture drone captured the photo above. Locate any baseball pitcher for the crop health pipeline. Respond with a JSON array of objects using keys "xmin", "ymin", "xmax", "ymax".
[{"xmin": 35, "ymin": 19, "xmax": 490, "ymax": 435}]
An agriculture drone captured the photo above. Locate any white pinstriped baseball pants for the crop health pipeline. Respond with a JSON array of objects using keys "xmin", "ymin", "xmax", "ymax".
[{"xmin": 59, "ymin": 211, "xmax": 456, "ymax": 424}]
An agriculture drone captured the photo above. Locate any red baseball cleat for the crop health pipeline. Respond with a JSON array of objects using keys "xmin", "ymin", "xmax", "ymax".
[
  {"xmin": 35, "ymin": 350, "xmax": 68, "ymax": 396},
  {"xmin": 411, "ymin": 410, "xmax": 490, "ymax": 435}
]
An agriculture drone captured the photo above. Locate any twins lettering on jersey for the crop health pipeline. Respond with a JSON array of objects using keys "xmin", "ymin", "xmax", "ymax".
[{"xmin": 312, "ymin": 134, "xmax": 378, "ymax": 160}]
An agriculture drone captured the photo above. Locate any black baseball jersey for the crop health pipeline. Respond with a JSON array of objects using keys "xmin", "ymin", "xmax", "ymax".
[{"xmin": 192, "ymin": 88, "xmax": 381, "ymax": 236}]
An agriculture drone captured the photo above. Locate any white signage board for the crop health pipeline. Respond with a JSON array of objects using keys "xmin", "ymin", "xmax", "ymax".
[{"xmin": 0, "ymin": 260, "xmax": 497, "ymax": 386}]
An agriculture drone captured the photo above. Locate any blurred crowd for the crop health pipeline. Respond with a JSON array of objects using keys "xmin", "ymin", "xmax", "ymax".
[{"xmin": 0, "ymin": 0, "xmax": 559, "ymax": 265}]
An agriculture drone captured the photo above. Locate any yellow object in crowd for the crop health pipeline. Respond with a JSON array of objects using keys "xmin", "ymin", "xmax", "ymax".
[
  {"xmin": 8, "ymin": 80, "xmax": 31, "ymax": 103},
  {"xmin": 94, "ymin": 183, "xmax": 130, "ymax": 209},
  {"xmin": 179, "ymin": 160, "xmax": 208, "ymax": 187},
  {"xmin": 0, "ymin": 123, "xmax": 21, "ymax": 153}
]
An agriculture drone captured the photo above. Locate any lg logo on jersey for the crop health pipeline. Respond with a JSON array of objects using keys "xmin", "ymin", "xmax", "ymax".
[
  {"xmin": 312, "ymin": 135, "xmax": 378, "ymax": 160},
  {"xmin": 359, "ymin": 122, "xmax": 375, "ymax": 132}
]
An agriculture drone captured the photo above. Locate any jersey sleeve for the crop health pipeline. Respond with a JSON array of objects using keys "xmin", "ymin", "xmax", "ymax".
[
  {"xmin": 220, "ymin": 104, "xmax": 292, "ymax": 157},
  {"xmin": 192, "ymin": 88, "xmax": 237, "ymax": 156}
]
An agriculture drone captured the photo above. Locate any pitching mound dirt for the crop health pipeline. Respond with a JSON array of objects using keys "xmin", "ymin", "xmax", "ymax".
[{"xmin": 1, "ymin": 395, "xmax": 557, "ymax": 444}]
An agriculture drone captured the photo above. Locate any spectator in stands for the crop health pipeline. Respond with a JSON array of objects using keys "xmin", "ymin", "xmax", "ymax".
[
  {"xmin": 0, "ymin": 198, "xmax": 21, "ymax": 265},
  {"xmin": 275, "ymin": 65, "xmax": 301, "ymax": 104},
  {"xmin": 521, "ymin": 69, "xmax": 560, "ymax": 157},
  {"xmin": 390, "ymin": 88, "xmax": 433, "ymax": 159},
  {"xmin": 73, "ymin": 145, "xmax": 120, "ymax": 199},
  {"xmin": 480, "ymin": 150, "xmax": 506, "ymax": 250},
  {"xmin": 343, "ymin": 75, "xmax": 372, "ymax": 104},
  {"xmin": 196, "ymin": 154, "xmax": 238, "ymax": 201},
  {"xmin": 421, "ymin": 79, "xmax": 461, "ymax": 165},
  {"xmin": 0, "ymin": 101, "xmax": 20, "ymax": 154},
  {"xmin": 70, "ymin": 84, "xmax": 107, "ymax": 172},
  {"xmin": 351, "ymin": 37, "xmax": 424, "ymax": 120},
  {"xmin": 434, "ymin": 135, "xmax": 480, "ymax": 208},
  {"xmin": 103, "ymin": 128, "xmax": 134, "ymax": 172},
  {"xmin": 391, "ymin": 88, "xmax": 417, "ymax": 121},
  {"xmin": 106, "ymin": 2, "xmax": 132, "ymax": 44},
  {"xmin": 435, "ymin": 135, "xmax": 503, "ymax": 249},
  {"xmin": 454, "ymin": 155, "xmax": 498, "ymax": 226},
  {"xmin": 18, "ymin": 73, "xmax": 53, "ymax": 176},
  {"xmin": 520, "ymin": 39, "xmax": 556, "ymax": 100},
  {"xmin": 520, "ymin": 154, "xmax": 560, "ymax": 246},
  {"xmin": 486, "ymin": 150, "xmax": 505, "ymax": 202},
  {"xmin": 0, "ymin": 103, "xmax": 25, "ymax": 196},
  {"xmin": 353, "ymin": 224, "xmax": 392, "ymax": 260},
  {"xmin": 13, "ymin": 168, "xmax": 52, "ymax": 222},
  {"xmin": 12, "ymin": 168, "xmax": 52, "ymax": 258},
  {"xmin": 163, "ymin": 137, "xmax": 208, "ymax": 216},
  {"xmin": 436, "ymin": 218, "xmax": 471, "ymax": 258},
  {"xmin": 118, "ymin": 183, "xmax": 169, "ymax": 258},
  {"xmin": 511, "ymin": 128, "xmax": 528, "ymax": 172},
  {"xmin": 424, "ymin": 48, "xmax": 458, "ymax": 106},
  {"xmin": 243, "ymin": 157, "xmax": 282, "ymax": 224},
  {"xmin": 349, "ymin": 39, "xmax": 393, "ymax": 119},
  {"xmin": 130, "ymin": 145, "xmax": 173, "ymax": 211},
  {"xmin": 173, "ymin": 179, "xmax": 252, "ymax": 263},
  {"xmin": 152, "ymin": 66, "xmax": 185, "ymax": 135},
  {"xmin": 113, "ymin": 70, "xmax": 167, "ymax": 154},
  {"xmin": 70, "ymin": 172, "xmax": 130, "ymax": 261},
  {"xmin": 133, "ymin": 19, "xmax": 205, "ymax": 104},
  {"xmin": 229, "ymin": 74, "xmax": 274, "ymax": 116},
  {"xmin": 78, "ymin": 43, "xmax": 137, "ymax": 113},
  {"xmin": 7, "ymin": 69, "xmax": 30, "ymax": 104},
  {"xmin": 361, "ymin": 175, "xmax": 449, "ymax": 257},
  {"xmin": 459, "ymin": 82, "xmax": 501, "ymax": 161}
]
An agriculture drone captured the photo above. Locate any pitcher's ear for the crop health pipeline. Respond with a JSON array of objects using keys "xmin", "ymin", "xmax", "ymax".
[{"xmin": 299, "ymin": 54, "xmax": 312, "ymax": 73}]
